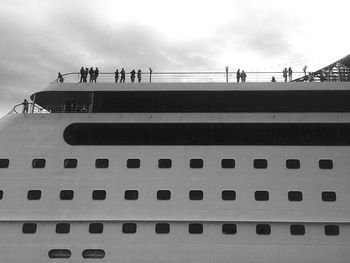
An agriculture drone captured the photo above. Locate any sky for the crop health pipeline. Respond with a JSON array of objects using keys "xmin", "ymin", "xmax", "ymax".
[{"xmin": 0, "ymin": 0, "xmax": 349, "ymax": 115}]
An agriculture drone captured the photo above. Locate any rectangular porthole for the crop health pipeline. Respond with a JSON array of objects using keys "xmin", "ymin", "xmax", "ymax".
[
  {"xmin": 255, "ymin": 191, "xmax": 269, "ymax": 201},
  {"xmin": 222, "ymin": 224, "xmax": 237, "ymax": 234},
  {"xmin": 290, "ymin": 224, "xmax": 305, "ymax": 235},
  {"xmin": 92, "ymin": 190, "xmax": 106, "ymax": 200},
  {"xmin": 127, "ymin": 159, "xmax": 140, "ymax": 168},
  {"xmin": 222, "ymin": 190, "xmax": 236, "ymax": 201},
  {"xmin": 64, "ymin": 158, "xmax": 77, "ymax": 168},
  {"xmin": 256, "ymin": 224, "xmax": 271, "ymax": 235},
  {"xmin": 32, "ymin": 159, "xmax": 46, "ymax": 168},
  {"xmin": 60, "ymin": 190, "xmax": 74, "ymax": 200},
  {"xmin": 22, "ymin": 223, "xmax": 37, "ymax": 234},
  {"xmin": 82, "ymin": 249, "xmax": 105, "ymax": 259},
  {"xmin": 322, "ymin": 191, "xmax": 336, "ymax": 202},
  {"xmin": 324, "ymin": 225, "xmax": 339, "ymax": 235},
  {"xmin": 95, "ymin": 158, "xmax": 109, "ymax": 168},
  {"xmin": 56, "ymin": 223, "xmax": 70, "ymax": 234},
  {"xmin": 157, "ymin": 190, "xmax": 171, "ymax": 200},
  {"xmin": 254, "ymin": 159, "xmax": 268, "ymax": 169},
  {"xmin": 288, "ymin": 191, "xmax": 303, "ymax": 201},
  {"xmin": 189, "ymin": 190, "xmax": 203, "ymax": 200},
  {"xmin": 27, "ymin": 190, "xmax": 41, "ymax": 200},
  {"xmin": 221, "ymin": 159, "xmax": 235, "ymax": 169},
  {"xmin": 158, "ymin": 159, "xmax": 172, "ymax": 168},
  {"xmin": 189, "ymin": 223, "xmax": 203, "ymax": 234},
  {"xmin": 190, "ymin": 159, "xmax": 203, "ymax": 168},
  {"xmin": 155, "ymin": 223, "xmax": 170, "ymax": 234},
  {"xmin": 286, "ymin": 159, "xmax": 300, "ymax": 169},
  {"xmin": 319, "ymin": 159, "xmax": 333, "ymax": 169},
  {"xmin": 125, "ymin": 190, "xmax": 139, "ymax": 200},
  {"xmin": 0, "ymin": 159, "xmax": 9, "ymax": 168},
  {"xmin": 122, "ymin": 223, "xmax": 137, "ymax": 233},
  {"xmin": 89, "ymin": 223, "xmax": 104, "ymax": 234},
  {"xmin": 48, "ymin": 249, "xmax": 71, "ymax": 259}
]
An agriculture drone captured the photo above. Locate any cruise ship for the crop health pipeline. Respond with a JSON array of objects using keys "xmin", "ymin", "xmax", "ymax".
[{"xmin": 1, "ymin": 56, "xmax": 350, "ymax": 262}]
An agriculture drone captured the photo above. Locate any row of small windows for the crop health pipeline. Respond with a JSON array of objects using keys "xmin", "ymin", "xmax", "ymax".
[
  {"xmin": 0, "ymin": 158, "xmax": 335, "ymax": 169},
  {"xmin": 49, "ymin": 249, "xmax": 105, "ymax": 259},
  {"xmin": 21, "ymin": 189, "xmax": 337, "ymax": 202},
  {"xmin": 23, "ymin": 222, "xmax": 341, "ymax": 236}
]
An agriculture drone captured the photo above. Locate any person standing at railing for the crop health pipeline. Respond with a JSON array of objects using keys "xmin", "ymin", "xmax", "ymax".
[
  {"xmin": 114, "ymin": 69, "xmax": 119, "ymax": 83},
  {"xmin": 282, "ymin": 68, "xmax": 288, "ymax": 82},
  {"xmin": 241, "ymin": 70, "xmax": 247, "ymax": 82},
  {"xmin": 120, "ymin": 68, "xmax": 126, "ymax": 83},
  {"xmin": 83, "ymin": 68, "xmax": 88, "ymax": 83},
  {"xmin": 236, "ymin": 69, "xmax": 241, "ymax": 82},
  {"xmin": 130, "ymin": 69, "xmax": 136, "ymax": 83},
  {"xmin": 288, "ymin": 67, "xmax": 293, "ymax": 81},
  {"xmin": 89, "ymin": 67, "xmax": 94, "ymax": 82},
  {"xmin": 79, "ymin": 67, "xmax": 85, "ymax": 83},
  {"xmin": 57, "ymin": 72, "xmax": 64, "ymax": 83},
  {"xmin": 137, "ymin": 69, "xmax": 142, "ymax": 83},
  {"xmin": 271, "ymin": 76, "xmax": 276, "ymax": 82},
  {"xmin": 94, "ymin": 67, "xmax": 99, "ymax": 83},
  {"xmin": 22, "ymin": 99, "xmax": 29, "ymax": 114}
]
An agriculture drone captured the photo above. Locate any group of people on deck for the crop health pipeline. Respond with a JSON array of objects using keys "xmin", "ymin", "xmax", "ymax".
[
  {"xmin": 79, "ymin": 67, "xmax": 99, "ymax": 83},
  {"xmin": 114, "ymin": 69, "xmax": 142, "ymax": 83},
  {"xmin": 236, "ymin": 69, "xmax": 247, "ymax": 82}
]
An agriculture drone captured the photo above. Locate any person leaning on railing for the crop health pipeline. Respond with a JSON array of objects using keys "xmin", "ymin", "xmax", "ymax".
[{"xmin": 22, "ymin": 99, "xmax": 29, "ymax": 114}]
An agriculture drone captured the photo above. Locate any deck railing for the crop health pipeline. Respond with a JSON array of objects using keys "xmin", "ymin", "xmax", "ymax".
[{"xmin": 9, "ymin": 103, "xmax": 92, "ymax": 114}]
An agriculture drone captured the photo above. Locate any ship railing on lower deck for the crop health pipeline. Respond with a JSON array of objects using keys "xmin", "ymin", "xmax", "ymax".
[{"xmin": 9, "ymin": 103, "xmax": 92, "ymax": 114}]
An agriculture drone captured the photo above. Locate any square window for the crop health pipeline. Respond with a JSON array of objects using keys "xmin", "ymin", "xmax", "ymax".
[
  {"xmin": 158, "ymin": 159, "xmax": 172, "ymax": 168},
  {"xmin": 222, "ymin": 224, "xmax": 237, "ymax": 234},
  {"xmin": 319, "ymin": 159, "xmax": 333, "ymax": 169},
  {"xmin": 64, "ymin": 159, "xmax": 77, "ymax": 168},
  {"xmin": 125, "ymin": 190, "xmax": 139, "ymax": 200},
  {"xmin": 89, "ymin": 223, "xmax": 103, "ymax": 234},
  {"xmin": 288, "ymin": 191, "xmax": 303, "ymax": 201},
  {"xmin": 253, "ymin": 159, "xmax": 267, "ymax": 169},
  {"xmin": 92, "ymin": 190, "xmax": 106, "ymax": 200},
  {"xmin": 290, "ymin": 224, "xmax": 305, "ymax": 235},
  {"xmin": 27, "ymin": 190, "xmax": 41, "ymax": 200},
  {"xmin": 221, "ymin": 159, "xmax": 235, "ymax": 169},
  {"xmin": 189, "ymin": 223, "xmax": 203, "ymax": 234},
  {"xmin": 155, "ymin": 223, "xmax": 170, "ymax": 234},
  {"xmin": 0, "ymin": 159, "xmax": 9, "ymax": 168},
  {"xmin": 56, "ymin": 223, "xmax": 70, "ymax": 234},
  {"xmin": 322, "ymin": 191, "xmax": 336, "ymax": 202},
  {"xmin": 22, "ymin": 223, "xmax": 37, "ymax": 234},
  {"xmin": 190, "ymin": 159, "xmax": 203, "ymax": 169},
  {"xmin": 157, "ymin": 190, "xmax": 171, "ymax": 200},
  {"xmin": 95, "ymin": 159, "xmax": 109, "ymax": 168},
  {"xmin": 189, "ymin": 190, "xmax": 203, "ymax": 200},
  {"xmin": 32, "ymin": 159, "xmax": 46, "ymax": 168},
  {"xmin": 255, "ymin": 191, "xmax": 269, "ymax": 201},
  {"xmin": 122, "ymin": 223, "xmax": 137, "ymax": 233},
  {"xmin": 324, "ymin": 225, "xmax": 339, "ymax": 235},
  {"xmin": 222, "ymin": 190, "xmax": 236, "ymax": 201},
  {"xmin": 286, "ymin": 159, "xmax": 300, "ymax": 169},
  {"xmin": 256, "ymin": 224, "xmax": 271, "ymax": 235},
  {"xmin": 60, "ymin": 190, "xmax": 74, "ymax": 200},
  {"xmin": 127, "ymin": 159, "xmax": 140, "ymax": 168}
]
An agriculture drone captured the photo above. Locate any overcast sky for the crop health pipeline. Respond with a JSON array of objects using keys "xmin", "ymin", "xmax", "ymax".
[{"xmin": 0, "ymin": 0, "xmax": 349, "ymax": 115}]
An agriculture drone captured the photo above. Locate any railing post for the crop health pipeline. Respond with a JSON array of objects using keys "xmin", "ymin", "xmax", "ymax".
[
  {"xmin": 149, "ymin": 68, "xmax": 152, "ymax": 83},
  {"xmin": 225, "ymin": 66, "xmax": 229, "ymax": 83},
  {"xmin": 337, "ymin": 62, "xmax": 341, "ymax": 82},
  {"xmin": 31, "ymin": 94, "xmax": 36, "ymax": 113}
]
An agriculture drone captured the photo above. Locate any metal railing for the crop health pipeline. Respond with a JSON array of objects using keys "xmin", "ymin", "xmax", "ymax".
[{"xmin": 9, "ymin": 103, "xmax": 91, "ymax": 114}]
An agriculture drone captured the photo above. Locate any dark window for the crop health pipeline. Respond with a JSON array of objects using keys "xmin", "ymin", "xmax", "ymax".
[
  {"xmin": 82, "ymin": 249, "xmax": 105, "ymax": 259},
  {"xmin": 64, "ymin": 123, "xmax": 350, "ymax": 146},
  {"xmin": 27, "ymin": 190, "xmax": 41, "ymax": 200},
  {"xmin": 290, "ymin": 224, "xmax": 305, "ymax": 235},
  {"xmin": 0, "ymin": 159, "xmax": 9, "ymax": 168},
  {"xmin": 222, "ymin": 190, "xmax": 236, "ymax": 201},
  {"xmin": 32, "ymin": 159, "xmax": 45, "ymax": 168},
  {"xmin": 222, "ymin": 224, "xmax": 237, "ymax": 234},
  {"xmin": 254, "ymin": 159, "xmax": 267, "ymax": 169},
  {"xmin": 255, "ymin": 191, "xmax": 269, "ymax": 201},
  {"xmin": 64, "ymin": 158, "xmax": 77, "ymax": 168},
  {"xmin": 95, "ymin": 158, "xmax": 109, "ymax": 168},
  {"xmin": 92, "ymin": 190, "xmax": 106, "ymax": 200},
  {"xmin": 122, "ymin": 223, "xmax": 137, "ymax": 233},
  {"xmin": 56, "ymin": 223, "xmax": 70, "ymax": 234},
  {"xmin": 0, "ymin": 190, "xmax": 3, "ymax": 200},
  {"xmin": 89, "ymin": 223, "xmax": 104, "ymax": 234},
  {"xmin": 322, "ymin": 191, "xmax": 336, "ymax": 202},
  {"xmin": 127, "ymin": 158, "xmax": 140, "ymax": 168},
  {"xmin": 324, "ymin": 225, "xmax": 339, "ymax": 236},
  {"xmin": 48, "ymin": 249, "xmax": 71, "ymax": 259},
  {"xmin": 286, "ymin": 159, "xmax": 300, "ymax": 169},
  {"xmin": 190, "ymin": 159, "xmax": 203, "ymax": 168},
  {"xmin": 189, "ymin": 223, "xmax": 203, "ymax": 234},
  {"xmin": 22, "ymin": 223, "xmax": 37, "ymax": 234},
  {"xmin": 189, "ymin": 190, "xmax": 203, "ymax": 200},
  {"xmin": 288, "ymin": 191, "xmax": 303, "ymax": 201},
  {"xmin": 157, "ymin": 190, "xmax": 171, "ymax": 200},
  {"xmin": 256, "ymin": 224, "xmax": 271, "ymax": 235},
  {"xmin": 60, "ymin": 190, "xmax": 74, "ymax": 200},
  {"xmin": 158, "ymin": 159, "xmax": 172, "ymax": 168},
  {"xmin": 155, "ymin": 223, "xmax": 170, "ymax": 234},
  {"xmin": 125, "ymin": 190, "xmax": 139, "ymax": 200},
  {"xmin": 319, "ymin": 159, "xmax": 333, "ymax": 169},
  {"xmin": 221, "ymin": 159, "xmax": 235, "ymax": 168}
]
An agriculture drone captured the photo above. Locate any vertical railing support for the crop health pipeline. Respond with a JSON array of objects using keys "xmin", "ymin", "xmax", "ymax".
[
  {"xmin": 149, "ymin": 68, "xmax": 153, "ymax": 83},
  {"xmin": 337, "ymin": 62, "xmax": 341, "ymax": 82},
  {"xmin": 225, "ymin": 66, "xmax": 229, "ymax": 83},
  {"xmin": 31, "ymin": 94, "xmax": 36, "ymax": 113}
]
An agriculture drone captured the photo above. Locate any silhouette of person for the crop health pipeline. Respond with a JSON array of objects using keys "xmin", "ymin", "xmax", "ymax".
[
  {"xmin": 57, "ymin": 72, "xmax": 64, "ymax": 83},
  {"xmin": 236, "ymin": 69, "xmax": 241, "ymax": 82},
  {"xmin": 89, "ymin": 67, "xmax": 94, "ymax": 82},
  {"xmin": 271, "ymin": 76, "xmax": 276, "ymax": 82},
  {"xmin": 137, "ymin": 69, "xmax": 142, "ymax": 83},
  {"xmin": 288, "ymin": 67, "xmax": 293, "ymax": 81},
  {"xmin": 94, "ymin": 67, "xmax": 99, "ymax": 83},
  {"xmin": 22, "ymin": 99, "xmax": 29, "ymax": 114},
  {"xmin": 84, "ymin": 68, "xmax": 89, "ymax": 83},
  {"xmin": 241, "ymin": 70, "xmax": 247, "ymax": 82},
  {"xmin": 120, "ymin": 68, "xmax": 125, "ymax": 83},
  {"xmin": 130, "ymin": 69, "xmax": 136, "ymax": 83},
  {"xmin": 79, "ymin": 67, "xmax": 85, "ymax": 83},
  {"xmin": 114, "ymin": 69, "xmax": 119, "ymax": 83},
  {"xmin": 283, "ymin": 68, "xmax": 288, "ymax": 82}
]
